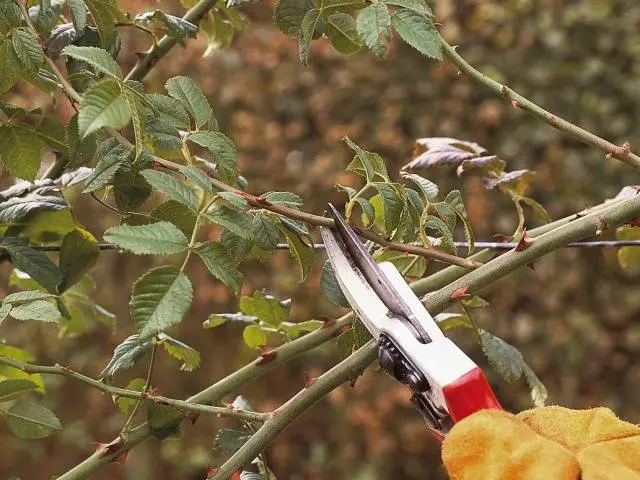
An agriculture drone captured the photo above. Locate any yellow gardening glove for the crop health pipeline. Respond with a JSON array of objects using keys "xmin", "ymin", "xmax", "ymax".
[{"xmin": 441, "ymin": 406, "xmax": 640, "ymax": 480}]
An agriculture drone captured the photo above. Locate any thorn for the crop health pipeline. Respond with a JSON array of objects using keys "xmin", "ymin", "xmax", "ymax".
[
  {"xmin": 255, "ymin": 196, "xmax": 273, "ymax": 207},
  {"xmin": 304, "ymin": 371, "xmax": 317, "ymax": 388},
  {"xmin": 206, "ymin": 467, "xmax": 217, "ymax": 479},
  {"xmin": 256, "ymin": 347, "xmax": 277, "ymax": 365},
  {"xmin": 625, "ymin": 218, "xmax": 640, "ymax": 227},
  {"xmin": 511, "ymin": 99, "xmax": 522, "ymax": 110},
  {"xmin": 320, "ymin": 317, "xmax": 336, "ymax": 329},
  {"xmin": 548, "ymin": 115, "xmax": 558, "ymax": 127},
  {"xmin": 596, "ymin": 215, "xmax": 607, "ymax": 236},
  {"xmin": 493, "ymin": 233, "xmax": 513, "ymax": 243},
  {"xmin": 95, "ymin": 436, "xmax": 124, "ymax": 457},
  {"xmin": 606, "ymin": 152, "xmax": 613, "ymax": 160},
  {"xmin": 515, "ymin": 230, "xmax": 534, "ymax": 252},
  {"xmin": 332, "ymin": 324, "xmax": 351, "ymax": 338},
  {"xmin": 133, "ymin": 51, "xmax": 146, "ymax": 60},
  {"xmin": 184, "ymin": 411, "xmax": 200, "ymax": 425},
  {"xmin": 527, "ymin": 262, "xmax": 535, "ymax": 270},
  {"xmin": 349, "ymin": 376, "xmax": 358, "ymax": 388},
  {"xmin": 450, "ymin": 285, "xmax": 471, "ymax": 301}
]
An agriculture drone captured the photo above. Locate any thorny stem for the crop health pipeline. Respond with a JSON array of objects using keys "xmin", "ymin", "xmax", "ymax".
[
  {"xmin": 212, "ymin": 191, "xmax": 640, "ymax": 478},
  {"xmin": 56, "ymin": 193, "xmax": 640, "ymax": 480},
  {"xmin": 440, "ymin": 38, "xmax": 640, "ymax": 171},
  {"xmin": 0, "ymin": 356, "xmax": 269, "ymax": 423}
]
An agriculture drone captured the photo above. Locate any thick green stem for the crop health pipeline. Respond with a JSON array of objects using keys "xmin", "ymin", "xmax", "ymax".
[
  {"xmin": 212, "ymin": 192, "xmax": 640, "ymax": 478},
  {"xmin": 440, "ymin": 39, "xmax": 640, "ymax": 171}
]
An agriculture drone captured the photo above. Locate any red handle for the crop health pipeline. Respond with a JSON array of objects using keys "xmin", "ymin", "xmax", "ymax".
[{"xmin": 442, "ymin": 367, "xmax": 502, "ymax": 423}]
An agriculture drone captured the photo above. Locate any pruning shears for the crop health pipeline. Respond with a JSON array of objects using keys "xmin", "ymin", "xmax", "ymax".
[{"xmin": 320, "ymin": 204, "xmax": 502, "ymax": 440}]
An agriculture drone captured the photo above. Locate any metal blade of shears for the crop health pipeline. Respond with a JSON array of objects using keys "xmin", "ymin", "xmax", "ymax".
[{"xmin": 325, "ymin": 204, "xmax": 431, "ymax": 343}]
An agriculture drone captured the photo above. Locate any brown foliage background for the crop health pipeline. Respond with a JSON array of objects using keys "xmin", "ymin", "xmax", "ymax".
[{"xmin": 1, "ymin": 0, "xmax": 640, "ymax": 478}]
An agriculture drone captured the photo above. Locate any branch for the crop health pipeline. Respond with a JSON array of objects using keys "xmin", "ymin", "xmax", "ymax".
[
  {"xmin": 125, "ymin": 0, "xmax": 218, "ymax": 81},
  {"xmin": 212, "ymin": 191, "xmax": 640, "ymax": 477},
  {"xmin": 0, "ymin": 357, "xmax": 269, "ymax": 423},
  {"xmin": 440, "ymin": 39, "xmax": 640, "ymax": 171}
]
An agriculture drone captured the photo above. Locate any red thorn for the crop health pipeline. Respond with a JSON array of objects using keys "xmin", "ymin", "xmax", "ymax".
[
  {"xmin": 596, "ymin": 215, "xmax": 607, "ymax": 235},
  {"xmin": 95, "ymin": 436, "xmax": 124, "ymax": 457},
  {"xmin": 256, "ymin": 347, "xmax": 277, "ymax": 365},
  {"xmin": 304, "ymin": 371, "xmax": 317, "ymax": 388},
  {"xmin": 515, "ymin": 230, "xmax": 534, "ymax": 252},
  {"xmin": 625, "ymin": 218, "xmax": 640, "ymax": 227},
  {"xmin": 206, "ymin": 467, "xmax": 217, "ymax": 479},
  {"xmin": 320, "ymin": 317, "xmax": 336, "ymax": 329},
  {"xmin": 527, "ymin": 262, "xmax": 536, "ymax": 270},
  {"xmin": 255, "ymin": 196, "xmax": 273, "ymax": 206},
  {"xmin": 511, "ymin": 99, "xmax": 522, "ymax": 109},
  {"xmin": 332, "ymin": 324, "xmax": 351, "ymax": 338},
  {"xmin": 184, "ymin": 411, "xmax": 200, "ymax": 425},
  {"xmin": 450, "ymin": 285, "xmax": 471, "ymax": 301}
]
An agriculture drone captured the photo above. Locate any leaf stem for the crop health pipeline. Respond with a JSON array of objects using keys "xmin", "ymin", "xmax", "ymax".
[
  {"xmin": 440, "ymin": 38, "xmax": 640, "ymax": 171},
  {"xmin": 121, "ymin": 341, "xmax": 158, "ymax": 433},
  {"xmin": 0, "ymin": 356, "xmax": 269, "ymax": 423}
]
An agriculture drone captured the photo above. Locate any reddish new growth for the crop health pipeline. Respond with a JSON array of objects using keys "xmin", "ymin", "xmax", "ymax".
[
  {"xmin": 625, "ymin": 218, "xmax": 640, "ymax": 227},
  {"xmin": 515, "ymin": 230, "xmax": 534, "ymax": 252},
  {"xmin": 256, "ymin": 347, "xmax": 278, "ymax": 365},
  {"xmin": 450, "ymin": 285, "xmax": 471, "ymax": 301},
  {"xmin": 304, "ymin": 371, "xmax": 317, "ymax": 388}
]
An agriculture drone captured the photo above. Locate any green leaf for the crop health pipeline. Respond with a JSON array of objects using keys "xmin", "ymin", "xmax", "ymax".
[
  {"xmin": 123, "ymin": 87, "xmax": 145, "ymax": 159},
  {"xmin": 141, "ymin": 169, "xmax": 199, "ymax": 211},
  {"xmin": 78, "ymin": 79, "xmax": 131, "ymax": 138},
  {"xmin": 34, "ymin": 117, "xmax": 67, "ymax": 154},
  {"xmin": 135, "ymin": 11, "xmax": 198, "ymax": 41},
  {"xmin": 187, "ymin": 131, "xmax": 238, "ymax": 185},
  {"xmin": 424, "ymin": 215, "xmax": 456, "ymax": 253},
  {"xmin": 298, "ymin": 8, "xmax": 321, "ymax": 64},
  {"xmin": 325, "ymin": 13, "xmax": 362, "ymax": 55},
  {"xmin": 479, "ymin": 329, "xmax": 547, "ymax": 406},
  {"xmin": 0, "ymin": 2, "xmax": 22, "ymax": 32},
  {"xmin": 434, "ymin": 312, "xmax": 474, "ymax": 331},
  {"xmin": 165, "ymin": 76, "xmax": 213, "ymax": 128},
  {"xmin": 3, "ymin": 401, "xmax": 61, "ymax": 439},
  {"xmin": 113, "ymin": 169, "xmax": 152, "ymax": 212},
  {"xmin": 240, "ymin": 472, "xmax": 264, "ymax": 480},
  {"xmin": 401, "ymin": 172, "xmax": 438, "ymax": 200},
  {"xmin": 158, "ymin": 332, "xmax": 201, "ymax": 372},
  {"xmin": 83, "ymin": 0, "xmax": 119, "ymax": 46},
  {"xmin": 67, "ymin": 0, "xmax": 87, "ymax": 33},
  {"xmin": 616, "ymin": 227, "xmax": 640, "ymax": 275},
  {"xmin": 217, "ymin": 191, "xmax": 248, "ymax": 210},
  {"xmin": 242, "ymin": 324, "xmax": 268, "ymax": 349},
  {"xmin": 274, "ymin": 0, "xmax": 317, "ymax": 36},
  {"xmin": 336, "ymin": 327, "xmax": 354, "ymax": 357},
  {"xmin": 356, "ymin": 2, "xmax": 391, "ymax": 57},
  {"xmin": 0, "ymin": 38, "xmax": 21, "ymax": 94},
  {"xmin": 131, "ymin": 266, "xmax": 193, "ymax": 340},
  {"xmin": 391, "ymin": 8, "xmax": 442, "ymax": 59},
  {"xmin": 179, "ymin": 166, "xmax": 213, "ymax": 192},
  {"xmin": 220, "ymin": 229, "xmax": 251, "ymax": 262},
  {"xmin": 83, "ymin": 141, "xmax": 130, "ymax": 192},
  {"xmin": 66, "ymin": 114, "xmax": 98, "ymax": 168},
  {"xmin": 99, "ymin": 334, "xmax": 152, "ymax": 380},
  {"xmin": 145, "ymin": 93, "xmax": 190, "ymax": 129},
  {"xmin": 374, "ymin": 250, "xmax": 426, "ymax": 277},
  {"xmin": 320, "ymin": 260, "xmax": 350, "ymax": 307},
  {"xmin": 117, "ymin": 377, "xmax": 146, "ymax": 414},
  {"xmin": 0, "ymin": 193, "xmax": 67, "ymax": 224},
  {"xmin": 194, "ymin": 241, "xmax": 243, "ymax": 294},
  {"xmin": 354, "ymin": 197, "xmax": 375, "ymax": 226},
  {"xmin": 214, "ymin": 428, "xmax": 252, "ymax": 453},
  {"xmin": 444, "ymin": 189, "xmax": 474, "ymax": 253},
  {"xmin": 0, "ymin": 303, "xmax": 10, "ymax": 325},
  {"xmin": 0, "ymin": 125, "xmax": 44, "ymax": 181},
  {"xmin": 278, "ymin": 225, "xmax": 313, "ymax": 282},
  {"xmin": 61, "ymin": 45, "xmax": 122, "ymax": 79},
  {"xmin": 205, "ymin": 207, "xmax": 254, "ymax": 240},
  {"xmin": 261, "ymin": 191, "xmax": 303, "ymax": 208},
  {"xmin": 104, "ymin": 222, "xmax": 189, "ymax": 255},
  {"xmin": 199, "ymin": 11, "xmax": 236, "ymax": 57},
  {"xmin": 3, "ymin": 291, "xmax": 54, "ymax": 305},
  {"xmin": 150, "ymin": 200, "xmax": 197, "ymax": 237},
  {"xmin": 383, "ymin": 0, "xmax": 432, "ymax": 16},
  {"xmin": 9, "ymin": 300, "xmax": 60, "ymax": 323},
  {"xmin": 0, "ymin": 345, "xmax": 44, "ymax": 392},
  {"xmin": 12, "ymin": 28, "xmax": 44, "ymax": 74},
  {"xmin": 251, "ymin": 213, "xmax": 280, "ymax": 250},
  {"xmin": 203, "ymin": 311, "xmax": 256, "ymax": 329},
  {"xmin": 278, "ymin": 319, "xmax": 323, "ymax": 339},
  {"xmin": 0, "ymin": 379, "xmax": 38, "ymax": 403},
  {"xmin": 372, "ymin": 182, "xmax": 404, "ymax": 233},
  {"xmin": 58, "ymin": 229, "xmax": 99, "ymax": 292},
  {"xmin": 239, "ymin": 291, "xmax": 289, "ymax": 327},
  {"xmin": 520, "ymin": 196, "xmax": 551, "ymax": 224},
  {"xmin": 461, "ymin": 296, "xmax": 490, "ymax": 309},
  {"xmin": 344, "ymin": 136, "xmax": 389, "ymax": 183},
  {"xmin": 147, "ymin": 403, "xmax": 182, "ymax": 438},
  {"xmin": 0, "ymin": 239, "xmax": 62, "ymax": 293},
  {"xmin": 353, "ymin": 318, "xmax": 373, "ymax": 348}
]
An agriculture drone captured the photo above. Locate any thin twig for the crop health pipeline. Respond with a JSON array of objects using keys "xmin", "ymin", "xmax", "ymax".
[
  {"xmin": 0, "ymin": 356, "xmax": 270, "ymax": 423},
  {"xmin": 440, "ymin": 39, "xmax": 640, "ymax": 171}
]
